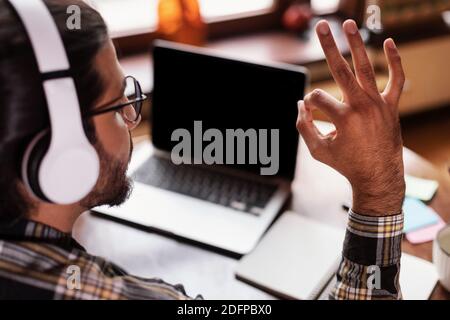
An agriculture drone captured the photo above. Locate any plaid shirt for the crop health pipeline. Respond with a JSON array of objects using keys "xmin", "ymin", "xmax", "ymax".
[
  {"xmin": 0, "ymin": 210, "xmax": 403, "ymax": 300},
  {"xmin": 0, "ymin": 219, "xmax": 199, "ymax": 300},
  {"xmin": 330, "ymin": 209, "xmax": 404, "ymax": 300}
]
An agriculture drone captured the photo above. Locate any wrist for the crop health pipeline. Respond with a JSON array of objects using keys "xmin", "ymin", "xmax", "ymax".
[{"xmin": 352, "ymin": 183, "xmax": 405, "ymax": 216}]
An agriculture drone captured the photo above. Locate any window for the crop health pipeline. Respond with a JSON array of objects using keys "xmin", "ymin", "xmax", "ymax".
[
  {"xmin": 90, "ymin": 0, "xmax": 276, "ymax": 38},
  {"xmin": 311, "ymin": 0, "xmax": 339, "ymax": 15},
  {"xmin": 200, "ymin": 0, "xmax": 274, "ymax": 20},
  {"xmin": 91, "ymin": 0, "xmax": 158, "ymax": 36}
]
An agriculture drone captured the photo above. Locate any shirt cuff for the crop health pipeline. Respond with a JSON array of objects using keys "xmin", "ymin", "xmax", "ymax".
[{"xmin": 342, "ymin": 209, "xmax": 404, "ymax": 266}]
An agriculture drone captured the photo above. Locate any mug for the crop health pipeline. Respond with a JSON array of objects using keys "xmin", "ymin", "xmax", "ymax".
[{"xmin": 433, "ymin": 224, "xmax": 450, "ymax": 292}]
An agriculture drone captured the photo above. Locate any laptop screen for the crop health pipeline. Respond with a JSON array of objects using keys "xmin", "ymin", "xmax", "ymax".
[{"xmin": 151, "ymin": 41, "xmax": 307, "ymax": 180}]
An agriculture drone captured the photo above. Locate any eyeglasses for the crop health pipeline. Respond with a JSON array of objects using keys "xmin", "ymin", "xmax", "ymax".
[{"xmin": 84, "ymin": 76, "xmax": 147, "ymax": 123}]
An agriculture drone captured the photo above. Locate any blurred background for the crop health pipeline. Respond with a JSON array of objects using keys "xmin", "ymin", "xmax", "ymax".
[{"xmin": 89, "ymin": 0, "xmax": 450, "ymax": 175}]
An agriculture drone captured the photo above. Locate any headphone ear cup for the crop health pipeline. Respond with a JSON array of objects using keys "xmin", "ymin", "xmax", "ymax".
[{"xmin": 22, "ymin": 130, "xmax": 52, "ymax": 203}]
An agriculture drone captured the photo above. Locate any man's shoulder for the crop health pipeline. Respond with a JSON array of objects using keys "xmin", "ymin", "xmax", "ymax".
[
  {"xmin": 0, "ymin": 239, "xmax": 194, "ymax": 300},
  {"xmin": 0, "ymin": 239, "xmax": 128, "ymax": 299}
]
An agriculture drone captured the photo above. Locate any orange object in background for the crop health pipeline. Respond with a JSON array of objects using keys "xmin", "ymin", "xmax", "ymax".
[
  {"xmin": 282, "ymin": 3, "xmax": 313, "ymax": 33},
  {"xmin": 157, "ymin": 0, "xmax": 206, "ymax": 46}
]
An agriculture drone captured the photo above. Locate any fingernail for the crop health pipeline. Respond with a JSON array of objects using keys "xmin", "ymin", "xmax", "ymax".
[
  {"xmin": 298, "ymin": 100, "xmax": 305, "ymax": 114},
  {"xmin": 316, "ymin": 20, "xmax": 330, "ymax": 35},
  {"xmin": 298, "ymin": 100, "xmax": 312, "ymax": 122},
  {"xmin": 386, "ymin": 38, "xmax": 397, "ymax": 50},
  {"xmin": 344, "ymin": 20, "xmax": 358, "ymax": 35},
  {"xmin": 298, "ymin": 101, "xmax": 306, "ymax": 118}
]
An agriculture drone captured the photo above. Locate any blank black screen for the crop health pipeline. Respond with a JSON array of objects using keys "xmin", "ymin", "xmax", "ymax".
[{"xmin": 151, "ymin": 43, "xmax": 307, "ymax": 180}]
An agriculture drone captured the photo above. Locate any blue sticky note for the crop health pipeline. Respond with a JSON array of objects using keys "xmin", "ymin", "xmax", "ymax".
[{"xmin": 403, "ymin": 197, "xmax": 439, "ymax": 234}]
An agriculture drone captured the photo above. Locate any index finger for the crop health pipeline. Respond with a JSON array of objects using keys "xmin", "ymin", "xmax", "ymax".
[{"xmin": 315, "ymin": 20, "xmax": 362, "ymax": 100}]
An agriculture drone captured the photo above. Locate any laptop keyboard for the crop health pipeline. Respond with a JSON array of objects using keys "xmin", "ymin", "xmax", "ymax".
[{"xmin": 132, "ymin": 156, "xmax": 278, "ymax": 215}]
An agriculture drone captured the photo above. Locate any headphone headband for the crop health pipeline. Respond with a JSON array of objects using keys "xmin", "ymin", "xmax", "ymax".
[{"xmin": 8, "ymin": 0, "xmax": 70, "ymax": 74}]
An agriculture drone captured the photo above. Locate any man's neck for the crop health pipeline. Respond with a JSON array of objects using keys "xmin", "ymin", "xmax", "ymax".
[{"xmin": 29, "ymin": 202, "xmax": 85, "ymax": 234}]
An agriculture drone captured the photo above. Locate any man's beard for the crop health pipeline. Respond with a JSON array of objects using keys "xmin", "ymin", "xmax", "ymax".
[{"xmin": 81, "ymin": 137, "xmax": 133, "ymax": 208}]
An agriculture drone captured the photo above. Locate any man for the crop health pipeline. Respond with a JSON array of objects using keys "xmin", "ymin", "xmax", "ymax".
[{"xmin": 0, "ymin": 0, "xmax": 405, "ymax": 299}]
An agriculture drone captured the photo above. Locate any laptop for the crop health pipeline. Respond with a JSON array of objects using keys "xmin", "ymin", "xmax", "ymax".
[{"xmin": 93, "ymin": 40, "xmax": 308, "ymax": 255}]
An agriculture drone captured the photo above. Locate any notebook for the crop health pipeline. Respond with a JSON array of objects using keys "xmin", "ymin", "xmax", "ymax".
[
  {"xmin": 236, "ymin": 212, "xmax": 345, "ymax": 300},
  {"xmin": 236, "ymin": 211, "xmax": 438, "ymax": 300}
]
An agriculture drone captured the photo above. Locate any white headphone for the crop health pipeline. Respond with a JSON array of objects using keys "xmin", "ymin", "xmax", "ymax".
[{"xmin": 8, "ymin": 0, "xmax": 100, "ymax": 204}]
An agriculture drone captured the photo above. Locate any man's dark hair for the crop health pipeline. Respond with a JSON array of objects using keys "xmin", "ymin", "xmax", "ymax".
[{"xmin": 0, "ymin": 0, "xmax": 108, "ymax": 223}]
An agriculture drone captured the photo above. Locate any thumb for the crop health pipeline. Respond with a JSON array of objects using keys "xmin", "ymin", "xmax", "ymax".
[{"xmin": 296, "ymin": 101, "xmax": 327, "ymax": 161}]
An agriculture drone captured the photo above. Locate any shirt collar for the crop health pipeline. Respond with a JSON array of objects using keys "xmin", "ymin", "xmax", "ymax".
[{"xmin": 0, "ymin": 218, "xmax": 85, "ymax": 251}]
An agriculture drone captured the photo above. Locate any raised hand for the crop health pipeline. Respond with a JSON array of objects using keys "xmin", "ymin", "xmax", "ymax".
[{"xmin": 296, "ymin": 20, "xmax": 406, "ymax": 216}]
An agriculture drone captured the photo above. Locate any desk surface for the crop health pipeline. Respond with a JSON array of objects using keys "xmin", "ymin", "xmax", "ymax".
[{"xmin": 73, "ymin": 125, "xmax": 450, "ymax": 300}]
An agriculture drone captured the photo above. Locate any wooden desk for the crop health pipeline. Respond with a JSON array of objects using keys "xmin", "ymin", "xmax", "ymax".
[{"xmin": 73, "ymin": 125, "xmax": 450, "ymax": 300}]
